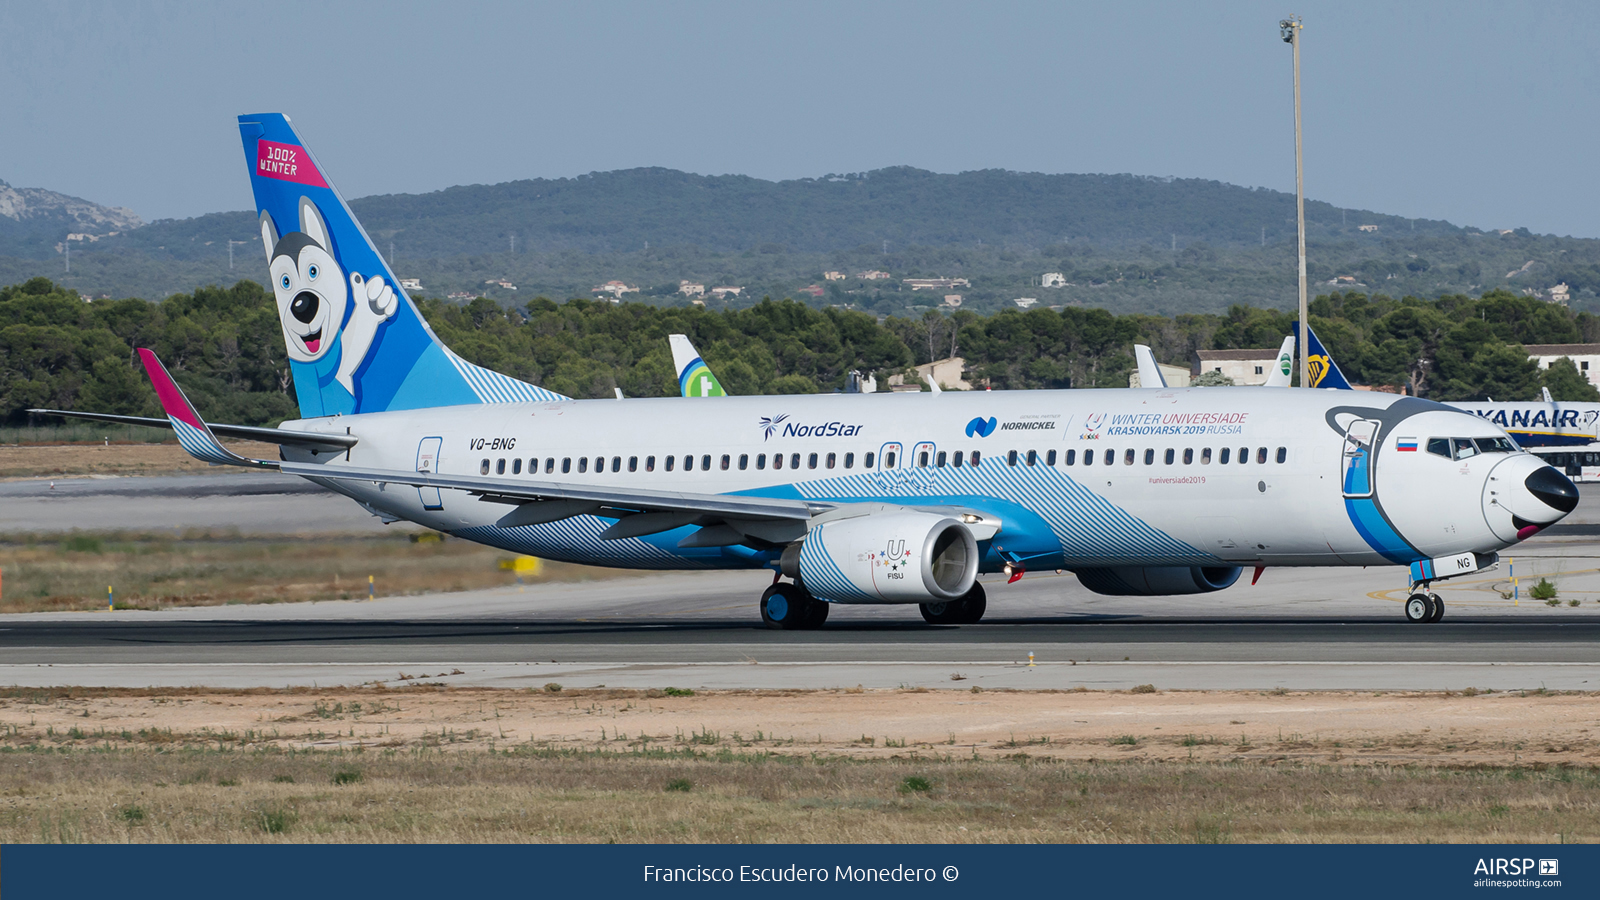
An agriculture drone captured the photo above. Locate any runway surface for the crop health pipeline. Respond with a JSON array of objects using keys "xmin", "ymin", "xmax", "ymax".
[{"xmin": 2, "ymin": 475, "xmax": 1598, "ymax": 691}]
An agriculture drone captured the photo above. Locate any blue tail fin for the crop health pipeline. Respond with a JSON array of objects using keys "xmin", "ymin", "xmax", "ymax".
[
  {"xmin": 1290, "ymin": 321, "xmax": 1353, "ymax": 390},
  {"xmin": 238, "ymin": 113, "xmax": 567, "ymax": 418}
]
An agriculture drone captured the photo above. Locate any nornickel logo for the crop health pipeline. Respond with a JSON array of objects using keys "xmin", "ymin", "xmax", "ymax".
[{"xmin": 965, "ymin": 417, "xmax": 997, "ymax": 438}]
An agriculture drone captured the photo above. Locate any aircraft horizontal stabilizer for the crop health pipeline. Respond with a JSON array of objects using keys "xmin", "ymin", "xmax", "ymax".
[
  {"xmin": 27, "ymin": 409, "xmax": 357, "ymax": 452},
  {"xmin": 135, "ymin": 349, "xmax": 279, "ymax": 469}
]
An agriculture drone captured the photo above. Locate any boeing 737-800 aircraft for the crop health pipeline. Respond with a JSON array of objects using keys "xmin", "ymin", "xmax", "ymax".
[{"xmin": 34, "ymin": 114, "xmax": 1581, "ymax": 628}]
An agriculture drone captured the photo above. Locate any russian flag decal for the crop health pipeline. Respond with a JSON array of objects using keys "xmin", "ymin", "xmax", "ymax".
[{"xmin": 1396, "ymin": 437, "xmax": 1418, "ymax": 452}]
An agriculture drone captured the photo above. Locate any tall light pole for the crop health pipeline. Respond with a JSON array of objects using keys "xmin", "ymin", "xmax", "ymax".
[{"xmin": 1281, "ymin": 15, "xmax": 1307, "ymax": 388}]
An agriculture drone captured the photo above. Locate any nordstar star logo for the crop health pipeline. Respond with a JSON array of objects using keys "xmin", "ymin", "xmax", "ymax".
[{"xmin": 759, "ymin": 414, "xmax": 789, "ymax": 440}]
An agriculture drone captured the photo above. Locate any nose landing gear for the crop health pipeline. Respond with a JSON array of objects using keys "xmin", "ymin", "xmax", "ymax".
[{"xmin": 1404, "ymin": 591, "xmax": 1445, "ymax": 623}]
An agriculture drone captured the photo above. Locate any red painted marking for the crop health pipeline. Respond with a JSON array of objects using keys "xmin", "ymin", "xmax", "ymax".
[
  {"xmin": 1251, "ymin": 565, "xmax": 1266, "ymax": 586},
  {"xmin": 1006, "ymin": 567, "xmax": 1025, "ymax": 584},
  {"xmin": 255, "ymin": 139, "xmax": 328, "ymax": 188},
  {"xmin": 1517, "ymin": 524, "xmax": 1543, "ymax": 540},
  {"xmin": 136, "ymin": 348, "xmax": 203, "ymax": 430}
]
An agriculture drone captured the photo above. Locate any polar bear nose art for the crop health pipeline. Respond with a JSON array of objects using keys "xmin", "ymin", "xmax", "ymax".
[{"xmin": 290, "ymin": 292, "xmax": 320, "ymax": 323}]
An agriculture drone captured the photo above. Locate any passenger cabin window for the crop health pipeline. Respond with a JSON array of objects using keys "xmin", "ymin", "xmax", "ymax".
[
  {"xmin": 953, "ymin": 450, "xmax": 964, "ymax": 467},
  {"xmin": 1143, "ymin": 449, "xmax": 1155, "ymax": 465},
  {"xmin": 512, "ymin": 458, "xmax": 522, "ymax": 475},
  {"xmin": 628, "ymin": 456, "xmax": 638, "ymax": 473},
  {"xmin": 1123, "ymin": 449, "xmax": 1135, "ymax": 465},
  {"xmin": 480, "ymin": 459, "xmax": 490, "ymax": 475},
  {"xmin": 1183, "ymin": 448, "xmax": 1193, "ymax": 465},
  {"xmin": 739, "ymin": 454, "xmax": 749, "ymax": 470},
  {"xmin": 827, "ymin": 452, "xmax": 837, "ymax": 469},
  {"xmin": 919, "ymin": 450, "xmax": 930, "ymax": 468},
  {"xmin": 1256, "ymin": 447, "xmax": 1267, "ymax": 464},
  {"xmin": 1103, "ymin": 449, "xmax": 1114, "ymax": 465},
  {"xmin": 864, "ymin": 452, "xmax": 875, "ymax": 468},
  {"xmin": 721, "ymin": 454, "xmax": 731, "ymax": 471},
  {"xmin": 578, "ymin": 457, "xmax": 588, "ymax": 474},
  {"xmin": 773, "ymin": 454, "xmax": 784, "ymax": 470},
  {"xmin": 791, "ymin": 453, "xmax": 802, "ymax": 469},
  {"xmin": 665, "ymin": 455, "xmax": 675, "ymax": 472},
  {"xmin": 545, "ymin": 458, "xmax": 555, "ymax": 474},
  {"xmin": 561, "ymin": 457, "xmax": 572, "ymax": 474},
  {"xmin": 1201, "ymin": 448, "xmax": 1212, "ymax": 464},
  {"xmin": 1027, "ymin": 450, "xmax": 1038, "ymax": 466},
  {"xmin": 1164, "ymin": 448, "xmax": 1175, "ymax": 465},
  {"xmin": 1276, "ymin": 447, "xmax": 1287, "ymax": 464},
  {"xmin": 496, "ymin": 459, "xmax": 506, "ymax": 475},
  {"xmin": 884, "ymin": 451, "xmax": 896, "ymax": 468},
  {"xmin": 1238, "ymin": 447, "xmax": 1248, "ymax": 464},
  {"xmin": 1007, "ymin": 450, "xmax": 1018, "ymax": 467},
  {"xmin": 845, "ymin": 452, "xmax": 855, "ymax": 469},
  {"xmin": 611, "ymin": 456, "xmax": 621, "ymax": 472},
  {"xmin": 971, "ymin": 450, "xmax": 982, "ymax": 466},
  {"xmin": 807, "ymin": 453, "xmax": 818, "ymax": 469},
  {"xmin": 1064, "ymin": 449, "xmax": 1076, "ymax": 466},
  {"xmin": 702, "ymin": 455, "xmax": 712, "ymax": 471},
  {"xmin": 757, "ymin": 453, "xmax": 767, "ymax": 469},
  {"xmin": 646, "ymin": 456, "xmax": 655, "ymax": 472},
  {"xmin": 1046, "ymin": 450, "xmax": 1056, "ymax": 466},
  {"xmin": 1219, "ymin": 448, "xmax": 1230, "ymax": 465},
  {"xmin": 936, "ymin": 451, "xmax": 947, "ymax": 467}
]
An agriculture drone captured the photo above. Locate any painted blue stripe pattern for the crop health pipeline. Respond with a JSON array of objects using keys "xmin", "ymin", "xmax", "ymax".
[
  {"xmin": 170, "ymin": 418, "xmax": 239, "ymax": 466},
  {"xmin": 446, "ymin": 350, "xmax": 569, "ymax": 404},
  {"xmin": 798, "ymin": 522, "xmax": 876, "ymax": 602},
  {"xmin": 1344, "ymin": 497, "xmax": 1417, "ymax": 565},
  {"xmin": 793, "ymin": 462, "xmax": 1208, "ymax": 565},
  {"xmin": 455, "ymin": 516, "xmax": 708, "ymax": 570}
]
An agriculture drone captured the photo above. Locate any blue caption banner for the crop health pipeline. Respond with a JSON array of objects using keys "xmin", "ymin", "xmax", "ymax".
[{"xmin": 3, "ymin": 844, "xmax": 1593, "ymax": 898}]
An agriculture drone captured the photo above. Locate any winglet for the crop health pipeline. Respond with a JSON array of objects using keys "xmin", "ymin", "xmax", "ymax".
[
  {"xmin": 1134, "ymin": 344, "xmax": 1167, "ymax": 388},
  {"xmin": 137, "ymin": 349, "xmax": 276, "ymax": 468},
  {"xmin": 669, "ymin": 334, "xmax": 728, "ymax": 397},
  {"xmin": 1262, "ymin": 335, "xmax": 1296, "ymax": 387}
]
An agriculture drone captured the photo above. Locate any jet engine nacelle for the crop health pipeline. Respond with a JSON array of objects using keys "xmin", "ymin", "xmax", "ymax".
[
  {"xmin": 785, "ymin": 509, "xmax": 979, "ymax": 603},
  {"xmin": 1074, "ymin": 566, "xmax": 1242, "ymax": 596}
]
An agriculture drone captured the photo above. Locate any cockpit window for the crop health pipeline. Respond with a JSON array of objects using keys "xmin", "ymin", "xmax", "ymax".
[
  {"xmin": 1426, "ymin": 438, "xmax": 1451, "ymax": 458},
  {"xmin": 1474, "ymin": 436, "xmax": 1518, "ymax": 454},
  {"xmin": 1450, "ymin": 438, "xmax": 1479, "ymax": 460}
]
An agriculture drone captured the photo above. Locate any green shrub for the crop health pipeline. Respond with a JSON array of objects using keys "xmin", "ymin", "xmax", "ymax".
[
  {"xmin": 662, "ymin": 687, "xmax": 695, "ymax": 697},
  {"xmin": 331, "ymin": 768, "xmax": 362, "ymax": 785},
  {"xmin": 899, "ymin": 776, "xmax": 933, "ymax": 793},
  {"xmin": 664, "ymin": 778, "xmax": 693, "ymax": 793},
  {"xmin": 1530, "ymin": 578, "xmax": 1557, "ymax": 600},
  {"xmin": 543, "ymin": 682, "xmax": 563, "ymax": 693}
]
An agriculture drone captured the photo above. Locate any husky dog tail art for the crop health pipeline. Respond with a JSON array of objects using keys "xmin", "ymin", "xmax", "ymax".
[{"xmin": 239, "ymin": 113, "xmax": 566, "ymax": 417}]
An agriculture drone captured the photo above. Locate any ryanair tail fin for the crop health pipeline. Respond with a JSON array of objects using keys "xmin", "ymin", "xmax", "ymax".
[
  {"xmin": 1290, "ymin": 321, "xmax": 1353, "ymax": 390},
  {"xmin": 238, "ymin": 113, "xmax": 567, "ymax": 418},
  {"xmin": 668, "ymin": 334, "xmax": 728, "ymax": 397},
  {"xmin": 1262, "ymin": 335, "xmax": 1296, "ymax": 387}
]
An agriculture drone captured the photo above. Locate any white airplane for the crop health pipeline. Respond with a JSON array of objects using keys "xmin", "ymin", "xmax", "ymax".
[{"xmin": 34, "ymin": 114, "xmax": 1580, "ymax": 628}]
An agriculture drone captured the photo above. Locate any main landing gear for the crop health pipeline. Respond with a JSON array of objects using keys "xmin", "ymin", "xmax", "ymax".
[
  {"xmin": 1404, "ymin": 590, "xmax": 1445, "ymax": 624},
  {"xmin": 919, "ymin": 582, "xmax": 988, "ymax": 625},
  {"xmin": 760, "ymin": 581, "xmax": 830, "ymax": 630}
]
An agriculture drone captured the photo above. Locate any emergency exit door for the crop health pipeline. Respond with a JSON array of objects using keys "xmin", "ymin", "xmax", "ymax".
[{"xmin": 416, "ymin": 437, "xmax": 444, "ymax": 510}]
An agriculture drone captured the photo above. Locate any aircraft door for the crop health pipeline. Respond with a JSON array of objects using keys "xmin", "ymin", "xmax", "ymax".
[
  {"xmin": 416, "ymin": 436, "xmax": 444, "ymax": 511},
  {"xmin": 1340, "ymin": 419, "xmax": 1380, "ymax": 498}
]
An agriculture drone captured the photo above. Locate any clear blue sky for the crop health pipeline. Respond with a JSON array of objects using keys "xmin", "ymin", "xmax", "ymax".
[{"xmin": 4, "ymin": 1, "xmax": 1597, "ymax": 236}]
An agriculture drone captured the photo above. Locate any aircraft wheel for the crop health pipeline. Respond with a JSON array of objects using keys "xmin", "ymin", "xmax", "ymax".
[
  {"xmin": 920, "ymin": 599, "xmax": 963, "ymax": 625},
  {"xmin": 957, "ymin": 582, "xmax": 987, "ymax": 624},
  {"xmin": 1427, "ymin": 592, "xmax": 1445, "ymax": 623},
  {"xmin": 802, "ymin": 597, "xmax": 830, "ymax": 628},
  {"xmin": 761, "ymin": 583, "xmax": 813, "ymax": 630},
  {"xmin": 1404, "ymin": 592, "xmax": 1432, "ymax": 623}
]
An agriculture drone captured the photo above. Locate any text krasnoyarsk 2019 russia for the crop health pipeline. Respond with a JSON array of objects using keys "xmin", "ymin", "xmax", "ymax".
[{"xmin": 643, "ymin": 864, "xmax": 954, "ymax": 883}]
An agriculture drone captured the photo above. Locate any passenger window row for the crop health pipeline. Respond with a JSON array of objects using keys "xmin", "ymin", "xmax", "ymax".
[{"xmin": 1059, "ymin": 446, "xmax": 1288, "ymax": 467}]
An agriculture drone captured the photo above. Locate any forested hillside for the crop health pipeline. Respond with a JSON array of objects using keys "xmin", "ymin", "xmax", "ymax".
[
  {"xmin": 4, "ymin": 277, "xmax": 1596, "ymax": 431},
  {"xmin": 6, "ymin": 166, "xmax": 1600, "ymax": 316}
]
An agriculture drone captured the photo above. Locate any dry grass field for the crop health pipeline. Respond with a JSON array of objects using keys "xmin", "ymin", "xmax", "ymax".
[
  {"xmin": 0, "ymin": 687, "xmax": 1594, "ymax": 843},
  {"xmin": 0, "ymin": 530, "xmax": 632, "ymax": 612},
  {"xmin": 0, "ymin": 441, "xmax": 276, "ymax": 480}
]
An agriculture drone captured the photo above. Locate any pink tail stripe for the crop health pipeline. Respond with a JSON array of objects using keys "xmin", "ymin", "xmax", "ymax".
[{"xmin": 136, "ymin": 348, "xmax": 205, "ymax": 430}]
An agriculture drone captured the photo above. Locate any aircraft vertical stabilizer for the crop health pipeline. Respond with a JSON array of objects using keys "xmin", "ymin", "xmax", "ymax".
[
  {"xmin": 238, "ymin": 113, "xmax": 568, "ymax": 418},
  {"xmin": 669, "ymin": 334, "xmax": 728, "ymax": 397},
  {"xmin": 1291, "ymin": 321, "xmax": 1354, "ymax": 389},
  {"xmin": 1263, "ymin": 336, "xmax": 1296, "ymax": 387}
]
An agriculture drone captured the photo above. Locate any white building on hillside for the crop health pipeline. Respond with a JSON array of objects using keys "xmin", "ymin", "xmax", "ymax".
[
  {"xmin": 1526, "ymin": 343, "xmax": 1600, "ymax": 389},
  {"xmin": 1192, "ymin": 348, "xmax": 1283, "ymax": 386}
]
